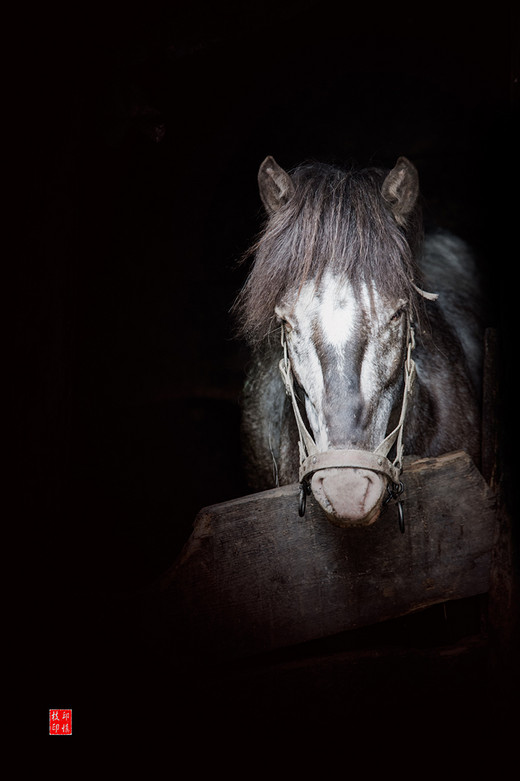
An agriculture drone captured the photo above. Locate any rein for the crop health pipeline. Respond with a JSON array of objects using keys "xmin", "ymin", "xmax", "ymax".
[{"xmin": 278, "ymin": 318, "xmax": 417, "ymax": 528}]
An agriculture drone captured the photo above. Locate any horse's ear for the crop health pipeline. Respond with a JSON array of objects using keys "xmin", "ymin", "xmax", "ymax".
[
  {"xmin": 381, "ymin": 157, "xmax": 419, "ymax": 226},
  {"xmin": 258, "ymin": 156, "xmax": 295, "ymax": 214}
]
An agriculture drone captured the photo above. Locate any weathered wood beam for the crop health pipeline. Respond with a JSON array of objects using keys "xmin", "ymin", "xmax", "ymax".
[{"xmin": 158, "ymin": 450, "xmax": 496, "ymax": 660}]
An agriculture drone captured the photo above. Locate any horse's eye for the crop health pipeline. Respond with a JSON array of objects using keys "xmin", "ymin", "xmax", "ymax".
[
  {"xmin": 390, "ymin": 307, "xmax": 405, "ymax": 323},
  {"xmin": 275, "ymin": 309, "xmax": 294, "ymax": 333}
]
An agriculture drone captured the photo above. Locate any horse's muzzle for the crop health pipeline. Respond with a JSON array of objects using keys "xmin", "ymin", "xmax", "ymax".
[{"xmin": 310, "ymin": 467, "xmax": 387, "ymax": 527}]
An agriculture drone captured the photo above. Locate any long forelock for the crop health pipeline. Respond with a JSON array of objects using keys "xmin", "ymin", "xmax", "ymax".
[{"xmin": 234, "ymin": 162, "xmax": 423, "ymax": 344}]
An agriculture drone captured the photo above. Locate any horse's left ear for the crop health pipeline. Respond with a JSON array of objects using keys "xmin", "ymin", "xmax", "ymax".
[
  {"xmin": 258, "ymin": 156, "xmax": 295, "ymax": 214},
  {"xmin": 381, "ymin": 157, "xmax": 419, "ymax": 226}
]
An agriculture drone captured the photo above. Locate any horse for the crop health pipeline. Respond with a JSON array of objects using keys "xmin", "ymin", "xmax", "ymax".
[{"xmin": 233, "ymin": 155, "xmax": 483, "ymax": 528}]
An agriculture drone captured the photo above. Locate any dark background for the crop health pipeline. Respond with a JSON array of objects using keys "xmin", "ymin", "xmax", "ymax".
[{"xmin": 20, "ymin": 0, "xmax": 517, "ymax": 753}]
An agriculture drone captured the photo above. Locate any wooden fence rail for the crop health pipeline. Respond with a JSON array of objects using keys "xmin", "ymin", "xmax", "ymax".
[{"xmin": 158, "ymin": 450, "xmax": 496, "ymax": 660}]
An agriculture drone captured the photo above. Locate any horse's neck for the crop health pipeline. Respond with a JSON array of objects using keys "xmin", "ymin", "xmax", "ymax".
[
  {"xmin": 405, "ymin": 318, "xmax": 481, "ymax": 462},
  {"xmin": 241, "ymin": 344, "xmax": 301, "ymax": 489}
]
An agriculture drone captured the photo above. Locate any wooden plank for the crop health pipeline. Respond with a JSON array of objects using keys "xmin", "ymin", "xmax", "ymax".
[{"xmin": 158, "ymin": 450, "xmax": 496, "ymax": 660}]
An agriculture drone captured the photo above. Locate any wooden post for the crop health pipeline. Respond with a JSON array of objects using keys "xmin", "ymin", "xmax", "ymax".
[
  {"xmin": 158, "ymin": 450, "xmax": 496, "ymax": 661},
  {"xmin": 482, "ymin": 329, "xmax": 518, "ymax": 697}
]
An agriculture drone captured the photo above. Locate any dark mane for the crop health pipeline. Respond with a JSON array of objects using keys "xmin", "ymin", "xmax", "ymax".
[{"xmin": 234, "ymin": 161, "xmax": 424, "ymax": 344}]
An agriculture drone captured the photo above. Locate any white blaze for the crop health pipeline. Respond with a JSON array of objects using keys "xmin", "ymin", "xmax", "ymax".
[
  {"xmin": 319, "ymin": 280, "xmax": 356, "ymax": 361},
  {"xmin": 278, "ymin": 273, "xmax": 377, "ymax": 451}
]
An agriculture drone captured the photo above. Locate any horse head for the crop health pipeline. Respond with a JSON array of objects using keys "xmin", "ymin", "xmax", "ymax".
[{"xmin": 256, "ymin": 156, "xmax": 427, "ymax": 527}]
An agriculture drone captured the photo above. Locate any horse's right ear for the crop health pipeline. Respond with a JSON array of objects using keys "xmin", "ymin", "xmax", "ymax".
[{"xmin": 258, "ymin": 156, "xmax": 295, "ymax": 214}]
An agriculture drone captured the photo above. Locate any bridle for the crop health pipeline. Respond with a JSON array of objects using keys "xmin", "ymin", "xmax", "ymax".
[{"xmin": 278, "ymin": 315, "xmax": 418, "ymax": 531}]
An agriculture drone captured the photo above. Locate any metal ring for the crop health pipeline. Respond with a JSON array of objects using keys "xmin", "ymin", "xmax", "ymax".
[{"xmin": 397, "ymin": 501, "xmax": 405, "ymax": 533}]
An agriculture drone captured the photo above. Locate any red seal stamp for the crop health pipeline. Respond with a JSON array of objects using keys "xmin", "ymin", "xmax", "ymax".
[{"xmin": 49, "ymin": 709, "xmax": 72, "ymax": 735}]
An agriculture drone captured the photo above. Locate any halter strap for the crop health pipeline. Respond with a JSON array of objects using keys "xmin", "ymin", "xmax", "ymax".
[{"xmin": 278, "ymin": 318, "xmax": 417, "ymax": 486}]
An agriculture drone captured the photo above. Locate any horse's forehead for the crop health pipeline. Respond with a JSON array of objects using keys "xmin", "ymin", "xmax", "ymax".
[{"xmin": 289, "ymin": 273, "xmax": 379, "ymax": 350}]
